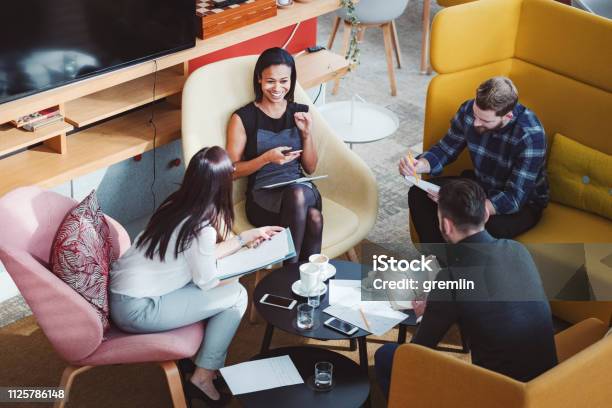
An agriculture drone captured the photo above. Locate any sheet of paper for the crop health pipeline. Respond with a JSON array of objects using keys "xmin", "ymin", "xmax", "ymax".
[
  {"xmin": 262, "ymin": 175, "xmax": 328, "ymax": 189},
  {"xmin": 324, "ymin": 303, "xmax": 408, "ymax": 336},
  {"xmin": 330, "ymin": 277, "xmax": 414, "ymax": 310},
  {"xmin": 403, "ymin": 175, "xmax": 440, "ymax": 194},
  {"xmin": 329, "ymin": 279, "xmax": 362, "ymax": 306},
  {"xmin": 220, "ymin": 355, "xmax": 303, "ymax": 395},
  {"xmin": 217, "ymin": 229, "xmax": 294, "ymax": 280}
]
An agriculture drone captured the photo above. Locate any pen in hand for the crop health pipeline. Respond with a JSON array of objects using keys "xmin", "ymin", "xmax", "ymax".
[{"xmin": 407, "ymin": 151, "xmax": 420, "ymax": 185}]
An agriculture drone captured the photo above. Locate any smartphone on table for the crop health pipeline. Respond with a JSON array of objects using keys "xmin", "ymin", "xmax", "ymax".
[
  {"xmin": 260, "ymin": 294, "xmax": 297, "ymax": 310},
  {"xmin": 324, "ymin": 317, "xmax": 359, "ymax": 335}
]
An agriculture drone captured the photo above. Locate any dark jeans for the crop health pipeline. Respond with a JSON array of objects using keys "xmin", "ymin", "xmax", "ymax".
[
  {"xmin": 374, "ymin": 343, "xmax": 400, "ymax": 399},
  {"xmin": 409, "ymin": 171, "xmax": 543, "ymax": 243}
]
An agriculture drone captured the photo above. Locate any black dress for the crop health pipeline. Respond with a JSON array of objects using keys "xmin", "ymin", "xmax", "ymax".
[{"xmin": 234, "ymin": 101, "xmax": 322, "ymax": 226}]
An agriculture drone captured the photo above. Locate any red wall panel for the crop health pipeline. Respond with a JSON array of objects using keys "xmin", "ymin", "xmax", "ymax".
[{"xmin": 189, "ymin": 18, "xmax": 318, "ymax": 73}]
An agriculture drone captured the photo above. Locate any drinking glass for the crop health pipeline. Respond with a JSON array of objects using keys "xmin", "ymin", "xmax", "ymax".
[
  {"xmin": 307, "ymin": 271, "xmax": 322, "ymax": 308},
  {"xmin": 296, "ymin": 303, "xmax": 314, "ymax": 330},
  {"xmin": 314, "ymin": 361, "xmax": 333, "ymax": 389}
]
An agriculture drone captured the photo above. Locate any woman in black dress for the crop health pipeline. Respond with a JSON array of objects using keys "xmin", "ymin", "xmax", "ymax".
[{"xmin": 226, "ymin": 47, "xmax": 323, "ymax": 263}]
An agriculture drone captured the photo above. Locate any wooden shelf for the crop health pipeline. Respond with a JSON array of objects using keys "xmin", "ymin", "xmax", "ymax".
[
  {"xmin": 64, "ymin": 66, "xmax": 185, "ymax": 127},
  {"xmin": 0, "ymin": 0, "xmax": 344, "ymax": 197},
  {"xmin": 0, "ymin": 102, "xmax": 180, "ymax": 196},
  {"xmin": 296, "ymin": 49, "xmax": 351, "ymax": 89},
  {"xmin": 0, "ymin": 121, "xmax": 73, "ymax": 157},
  {"xmin": 0, "ymin": 0, "xmax": 341, "ymax": 124}
]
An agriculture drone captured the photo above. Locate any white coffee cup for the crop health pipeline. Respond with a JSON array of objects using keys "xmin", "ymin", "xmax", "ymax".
[
  {"xmin": 308, "ymin": 254, "xmax": 329, "ymax": 274},
  {"xmin": 277, "ymin": 0, "xmax": 291, "ymax": 5},
  {"xmin": 299, "ymin": 262, "xmax": 321, "ymax": 294}
]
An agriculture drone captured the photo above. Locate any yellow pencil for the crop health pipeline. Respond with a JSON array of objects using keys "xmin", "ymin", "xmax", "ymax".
[
  {"xmin": 407, "ymin": 151, "xmax": 420, "ymax": 185},
  {"xmin": 359, "ymin": 306, "xmax": 372, "ymax": 332}
]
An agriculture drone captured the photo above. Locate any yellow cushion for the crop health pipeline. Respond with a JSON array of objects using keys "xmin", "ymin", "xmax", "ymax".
[
  {"xmin": 233, "ymin": 197, "xmax": 359, "ymax": 252},
  {"xmin": 516, "ymin": 202, "xmax": 612, "ymax": 244},
  {"xmin": 547, "ymin": 133, "xmax": 612, "ymax": 221}
]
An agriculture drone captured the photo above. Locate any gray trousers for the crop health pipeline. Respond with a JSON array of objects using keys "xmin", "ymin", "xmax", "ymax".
[{"xmin": 110, "ymin": 282, "xmax": 248, "ymax": 370}]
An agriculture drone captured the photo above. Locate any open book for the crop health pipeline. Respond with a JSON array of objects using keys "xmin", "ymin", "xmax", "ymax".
[
  {"xmin": 217, "ymin": 228, "xmax": 296, "ymax": 280},
  {"xmin": 261, "ymin": 175, "xmax": 328, "ymax": 189}
]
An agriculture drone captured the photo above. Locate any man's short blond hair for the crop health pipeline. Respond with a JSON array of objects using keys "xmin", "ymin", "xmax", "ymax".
[{"xmin": 475, "ymin": 77, "xmax": 518, "ymax": 116}]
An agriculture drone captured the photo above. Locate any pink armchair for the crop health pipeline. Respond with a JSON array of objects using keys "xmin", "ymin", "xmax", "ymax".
[{"xmin": 0, "ymin": 187, "xmax": 203, "ymax": 408}]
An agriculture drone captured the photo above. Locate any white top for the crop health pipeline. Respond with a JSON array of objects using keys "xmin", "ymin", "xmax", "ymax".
[{"xmin": 110, "ymin": 224, "xmax": 220, "ymax": 298}]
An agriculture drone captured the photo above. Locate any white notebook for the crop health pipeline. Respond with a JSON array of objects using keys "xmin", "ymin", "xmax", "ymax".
[
  {"xmin": 403, "ymin": 175, "xmax": 440, "ymax": 194},
  {"xmin": 217, "ymin": 228, "xmax": 296, "ymax": 280}
]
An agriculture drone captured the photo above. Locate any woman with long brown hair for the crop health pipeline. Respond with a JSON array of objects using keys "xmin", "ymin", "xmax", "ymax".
[{"xmin": 110, "ymin": 146, "xmax": 282, "ymax": 405}]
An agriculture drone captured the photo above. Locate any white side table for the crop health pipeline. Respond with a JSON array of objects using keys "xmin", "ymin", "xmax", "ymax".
[{"xmin": 318, "ymin": 97, "xmax": 399, "ymax": 149}]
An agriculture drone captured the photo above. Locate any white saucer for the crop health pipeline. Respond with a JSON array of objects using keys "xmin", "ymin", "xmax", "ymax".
[
  {"xmin": 292, "ymin": 280, "xmax": 327, "ymax": 297},
  {"xmin": 321, "ymin": 263, "xmax": 336, "ymax": 280}
]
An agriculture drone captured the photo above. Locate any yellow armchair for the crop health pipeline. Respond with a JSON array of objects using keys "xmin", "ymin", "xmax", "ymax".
[
  {"xmin": 413, "ymin": 0, "xmax": 612, "ymax": 324},
  {"xmin": 388, "ymin": 318, "xmax": 612, "ymax": 408},
  {"xmin": 181, "ymin": 55, "xmax": 378, "ymax": 260}
]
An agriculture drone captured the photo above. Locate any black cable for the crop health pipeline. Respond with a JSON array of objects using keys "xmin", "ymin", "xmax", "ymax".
[
  {"xmin": 149, "ymin": 60, "xmax": 158, "ymax": 212},
  {"xmin": 313, "ymin": 83, "xmax": 323, "ymax": 104}
]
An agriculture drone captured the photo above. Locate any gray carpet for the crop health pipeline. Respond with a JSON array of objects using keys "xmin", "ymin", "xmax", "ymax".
[
  {"xmin": 0, "ymin": 1, "xmax": 442, "ymax": 327},
  {"xmin": 317, "ymin": 1, "xmax": 440, "ymax": 251},
  {"xmin": 0, "ymin": 295, "xmax": 31, "ymax": 328}
]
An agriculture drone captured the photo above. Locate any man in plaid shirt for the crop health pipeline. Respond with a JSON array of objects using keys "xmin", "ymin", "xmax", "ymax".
[{"xmin": 400, "ymin": 77, "xmax": 549, "ymax": 242}]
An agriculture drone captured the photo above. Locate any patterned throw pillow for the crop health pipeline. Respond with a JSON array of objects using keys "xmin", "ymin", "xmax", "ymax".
[{"xmin": 50, "ymin": 190, "xmax": 114, "ymax": 332}]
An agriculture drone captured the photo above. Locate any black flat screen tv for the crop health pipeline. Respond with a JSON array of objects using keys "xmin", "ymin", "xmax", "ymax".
[{"xmin": 0, "ymin": 0, "xmax": 196, "ymax": 105}]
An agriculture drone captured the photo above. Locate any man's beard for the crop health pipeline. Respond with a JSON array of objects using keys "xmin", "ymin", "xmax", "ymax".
[{"xmin": 475, "ymin": 121, "xmax": 504, "ymax": 134}]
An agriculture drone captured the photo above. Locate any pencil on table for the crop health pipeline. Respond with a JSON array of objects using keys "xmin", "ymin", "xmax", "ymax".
[
  {"xmin": 407, "ymin": 151, "xmax": 420, "ymax": 185},
  {"xmin": 359, "ymin": 306, "xmax": 372, "ymax": 332}
]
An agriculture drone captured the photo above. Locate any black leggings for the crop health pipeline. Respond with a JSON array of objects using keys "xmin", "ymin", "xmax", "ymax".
[
  {"xmin": 409, "ymin": 171, "xmax": 543, "ymax": 243},
  {"xmin": 246, "ymin": 184, "xmax": 323, "ymax": 263}
]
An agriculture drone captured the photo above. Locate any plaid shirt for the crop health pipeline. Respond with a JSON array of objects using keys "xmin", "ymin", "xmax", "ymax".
[{"xmin": 422, "ymin": 100, "xmax": 549, "ymax": 214}]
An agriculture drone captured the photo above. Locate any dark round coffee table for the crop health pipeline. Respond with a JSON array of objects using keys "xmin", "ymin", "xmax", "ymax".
[
  {"xmin": 235, "ymin": 346, "xmax": 370, "ymax": 408},
  {"xmin": 253, "ymin": 260, "xmax": 417, "ymax": 370}
]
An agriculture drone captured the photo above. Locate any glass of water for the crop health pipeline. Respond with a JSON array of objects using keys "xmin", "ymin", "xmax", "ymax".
[
  {"xmin": 314, "ymin": 361, "xmax": 333, "ymax": 390},
  {"xmin": 307, "ymin": 272, "xmax": 322, "ymax": 308},
  {"xmin": 296, "ymin": 303, "xmax": 314, "ymax": 330}
]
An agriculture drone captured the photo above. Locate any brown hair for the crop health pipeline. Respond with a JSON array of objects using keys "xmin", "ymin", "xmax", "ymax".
[
  {"xmin": 136, "ymin": 146, "xmax": 235, "ymax": 261},
  {"xmin": 438, "ymin": 179, "xmax": 487, "ymax": 232},
  {"xmin": 475, "ymin": 76, "xmax": 518, "ymax": 116}
]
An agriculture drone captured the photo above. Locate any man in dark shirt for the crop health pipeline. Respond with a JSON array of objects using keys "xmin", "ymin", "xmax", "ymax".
[
  {"xmin": 374, "ymin": 179, "xmax": 557, "ymax": 398},
  {"xmin": 400, "ymin": 77, "xmax": 549, "ymax": 241}
]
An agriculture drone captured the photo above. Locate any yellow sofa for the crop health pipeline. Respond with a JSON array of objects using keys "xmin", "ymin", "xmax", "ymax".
[
  {"xmin": 413, "ymin": 0, "xmax": 612, "ymax": 324},
  {"xmin": 388, "ymin": 318, "xmax": 612, "ymax": 408}
]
